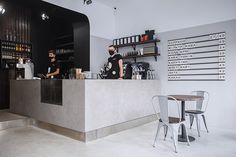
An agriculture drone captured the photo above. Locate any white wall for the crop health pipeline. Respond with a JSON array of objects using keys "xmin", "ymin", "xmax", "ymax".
[
  {"xmin": 113, "ymin": 0, "xmax": 236, "ymax": 131},
  {"xmin": 114, "ymin": 0, "xmax": 236, "ymax": 37},
  {"xmin": 43, "ymin": 0, "xmax": 115, "ymax": 39},
  {"xmin": 90, "ymin": 36, "xmax": 111, "ymax": 73},
  {"xmin": 119, "ymin": 19, "xmax": 236, "ymax": 131},
  {"xmin": 157, "ymin": 20, "xmax": 236, "ymax": 131}
]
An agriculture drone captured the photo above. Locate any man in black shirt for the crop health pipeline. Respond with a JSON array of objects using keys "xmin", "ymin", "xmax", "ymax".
[
  {"xmin": 106, "ymin": 45, "xmax": 123, "ymax": 79},
  {"xmin": 46, "ymin": 50, "xmax": 60, "ymax": 79}
]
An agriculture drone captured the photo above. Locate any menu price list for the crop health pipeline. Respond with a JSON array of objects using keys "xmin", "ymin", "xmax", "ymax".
[{"xmin": 168, "ymin": 32, "xmax": 226, "ymax": 81}]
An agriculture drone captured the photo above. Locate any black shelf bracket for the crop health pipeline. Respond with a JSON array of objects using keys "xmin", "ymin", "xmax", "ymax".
[{"xmin": 123, "ymin": 53, "xmax": 160, "ymax": 62}]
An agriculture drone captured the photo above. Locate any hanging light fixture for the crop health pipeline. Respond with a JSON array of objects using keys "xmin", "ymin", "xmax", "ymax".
[
  {"xmin": 84, "ymin": 0, "xmax": 92, "ymax": 5},
  {"xmin": 41, "ymin": 13, "xmax": 49, "ymax": 21},
  {"xmin": 0, "ymin": 5, "xmax": 6, "ymax": 14}
]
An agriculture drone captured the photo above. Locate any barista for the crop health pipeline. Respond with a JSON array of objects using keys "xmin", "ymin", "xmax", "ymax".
[
  {"xmin": 46, "ymin": 50, "xmax": 60, "ymax": 79},
  {"xmin": 105, "ymin": 45, "xmax": 123, "ymax": 79}
]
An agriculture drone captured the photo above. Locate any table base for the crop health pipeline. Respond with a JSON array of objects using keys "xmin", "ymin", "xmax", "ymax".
[{"xmin": 178, "ymin": 135, "xmax": 195, "ymax": 142}]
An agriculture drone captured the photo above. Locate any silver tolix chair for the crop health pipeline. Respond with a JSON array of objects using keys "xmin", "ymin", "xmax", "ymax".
[
  {"xmin": 152, "ymin": 95, "xmax": 190, "ymax": 153},
  {"xmin": 186, "ymin": 91, "xmax": 210, "ymax": 137}
]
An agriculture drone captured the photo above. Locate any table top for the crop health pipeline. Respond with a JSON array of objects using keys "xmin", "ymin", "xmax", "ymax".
[{"xmin": 169, "ymin": 95, "xmax": 203, "ymax": 101}]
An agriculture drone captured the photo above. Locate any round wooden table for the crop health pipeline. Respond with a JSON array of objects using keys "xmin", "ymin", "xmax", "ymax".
[{"xmin": 168, "ymin": 95, "xmax": 204, "ymax": 142}]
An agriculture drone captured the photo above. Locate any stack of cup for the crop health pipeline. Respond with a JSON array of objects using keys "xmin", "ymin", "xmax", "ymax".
[{"xmin": 76, "ymin": 68, "xmax": 84, "ymax": 80}]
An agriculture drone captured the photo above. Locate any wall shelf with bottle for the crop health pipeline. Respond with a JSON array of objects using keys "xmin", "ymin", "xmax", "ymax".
[
  {"xmin": 57, "ymin": 59, "xmax": 74, "ymax": 63},
  {"xmin": 113, "ymin": 30, "xmax": 160, "ymax": 62},
  {"xmin": 115, "ymin": 39, "xmax": 160, "ymax": 49},
  {"xmin": 54, "ymin": 34, "xmax": 74, "ymax": 61},
  {"xmin": 54, "ymin": 33, "xmax": 74, "ymax": 77},
  {"xmin": 56, "ymin": 50, "xmax": 74, "ymax": 56},
  {"xmin": 0, "ymin": 40, "xmax": 32, "ymax": 69},
  {"xmin": 117, "ymin": 39, "xmax": 160, "ymax": 62}
]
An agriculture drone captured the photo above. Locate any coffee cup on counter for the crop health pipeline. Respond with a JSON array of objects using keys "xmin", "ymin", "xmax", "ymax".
[
  {"xmin": 132, "ymin": 74, "xmax": 142, "ymax": 80},
  {"xmin": 75, "ymin": 68, "xmax": 82, "ymax": 79},
  {"xmin": 83, "ymin": 71, "xmax": 98, "ymax": 79}
]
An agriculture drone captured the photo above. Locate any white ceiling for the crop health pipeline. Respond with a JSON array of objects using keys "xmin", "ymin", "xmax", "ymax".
[{"xmin": 95, "ymin": 0, "xmax": 118, "ymax": 8}]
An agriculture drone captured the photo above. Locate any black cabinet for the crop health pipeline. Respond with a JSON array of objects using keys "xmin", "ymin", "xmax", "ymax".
[
  {"xmin": 0, "ymin": 70, "xmax": 9, "ymax": 109},
  {"xmin": 41, "ymin": 80, "xmax": 62, "ymax": 106}
]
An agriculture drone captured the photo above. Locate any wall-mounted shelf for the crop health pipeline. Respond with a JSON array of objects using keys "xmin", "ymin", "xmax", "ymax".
[
  {"xmin": 57, "ymin": 60, "xmax": 74, "ymax": 63},
  {"xmin": 56, "ymin": 42, "xmax": 74, "ymax": 48},
  {"xmin": 56, "ymin": 51, "xmax": 74, "ymax": 56},
  {"xmin": 0, "ymin": 40, "xmax": 32, "ymax": 69},
  {"xmin": 123, "ymin": 53, "xmax": 160, "ymax": 62},
  {"xmin": 114, "ymin": 39, "xmax": 160, "ymax": 62},
  {"xmin": 115, "ymin": 39, "xmax": 160, "ymax": 48},
  {"xmin": 55, "ymin": 35, "xmax": 73, "ymax": 40}
]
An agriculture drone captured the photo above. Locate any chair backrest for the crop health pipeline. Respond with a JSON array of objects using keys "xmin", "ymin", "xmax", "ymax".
[
  {"xmin": 191, "ymin": 91, "xmax": 209, "ymax": 112},
  {"xmin": 151, "ymin": 95, "xmax": 181, "ymax": 124}
]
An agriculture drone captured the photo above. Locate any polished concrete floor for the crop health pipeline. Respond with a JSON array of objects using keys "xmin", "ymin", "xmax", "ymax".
[
  {"xmin": 0, "ymin": 111, "xmax": 29, "ymax": 131},
  {"xmin": 0, "ymin": 111, "xmax": 26, "ymax": 122},
  {"xmin": 0, "ymin": 120, "xmax": 236, "ymax": 157}
]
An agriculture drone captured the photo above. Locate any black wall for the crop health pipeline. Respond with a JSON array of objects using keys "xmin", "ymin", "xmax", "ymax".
[
  {"xmin": 74, "ymin": 21, "xmax": 90, "ymax": 70},
  {"xmin": 28, "ymin": 0, "xmax": 90, "ymax": 74}
]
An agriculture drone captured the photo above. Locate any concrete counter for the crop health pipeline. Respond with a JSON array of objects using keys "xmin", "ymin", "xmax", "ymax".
[{"xmin": 10, "ymin": 80, "xmax": 160, "ymax": 141}]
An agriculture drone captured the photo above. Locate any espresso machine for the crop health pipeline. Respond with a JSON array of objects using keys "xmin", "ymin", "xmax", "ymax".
[
  {"xmin": 131, "ymin": 62, "xmax": 150, "ymax": 79},
  {"xmin": 16, "ymin": 59, "xmax": 34, "ymax": 79},
  {"xmin": 99, "ymin": 62, "xmax": 150, "ymax": 80},
  {"xmin": 123, "ymin": 62, "xmax": 132, "ymax": 79}
]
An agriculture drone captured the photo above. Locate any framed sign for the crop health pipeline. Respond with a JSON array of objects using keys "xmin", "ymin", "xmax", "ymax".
[{"xmin": 168, "ymin": 32, "xmax": 226, "ymax": 81}]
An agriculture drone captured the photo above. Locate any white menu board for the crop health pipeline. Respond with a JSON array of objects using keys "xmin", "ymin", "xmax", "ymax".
[{"xmin": 168, "ymin": 32, "xmax": 226, "ymax": 81}]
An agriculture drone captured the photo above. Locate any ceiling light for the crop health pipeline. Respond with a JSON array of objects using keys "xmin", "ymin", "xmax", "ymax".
[
  {"xmin": 84, "ymin": 0, "xmax": 92, "ymax": 5},
  {"xmin": 41, "ymin": 13, "xmax": 49, "ymax": 21},
  {"xmin": 0, "ymin": 6, "xmax": 5, "ymax": 14}
]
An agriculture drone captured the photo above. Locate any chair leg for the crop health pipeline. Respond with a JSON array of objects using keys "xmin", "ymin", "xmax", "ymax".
[
  {"xmin": 170, "ymin": 125, "xmax": 178, "ymax": 153},
  {"xmin": 202, "ymin": 114, "xmax": 209, "ymax": 133},
  {"xmin": 153, "ymin": 122, "xmax": 162, "ymax": 147},
  {"xmin": 178, "ymin": 124, "xmax": 181, "ymax": 134},
  {"xmin": 189, "ymin": 115, "xmax": 194, "ymax": 129},
  {"xmin": 195, "ymin": 115, "xmax": 201, "ymax": 137},
  {"xmin": 164, "ymin": 125, "xmax": 168, "ymax": 141},
  {"xmin": 182, "ymin": 123, "xmax": 190, "ymax": 146}
]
